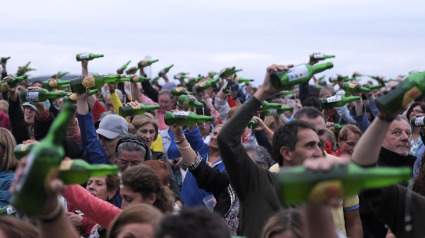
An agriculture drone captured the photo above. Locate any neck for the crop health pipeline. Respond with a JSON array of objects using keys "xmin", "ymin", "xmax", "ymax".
[
  {"xmin": 109, "ymin": 154, "xmax": 116, "ymax": 163},
  {"xmin": 209, "ymin": 147, "xmax": 220, "ymax": 157}
]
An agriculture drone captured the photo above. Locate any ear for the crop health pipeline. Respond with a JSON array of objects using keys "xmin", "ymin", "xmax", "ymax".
[
  {"xmin": 280, "ymin": 146, "xmax": 292, "ymax": 163},
  {"xmin": 145, "ymin": 193, "xmax": 157, "ymax": 205},
  {"xmin": 107, "ymin": 189, "xmax": 118, "ymax": 201}
]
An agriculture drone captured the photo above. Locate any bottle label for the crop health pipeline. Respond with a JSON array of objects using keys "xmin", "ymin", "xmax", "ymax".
[
  {"xmin": 330, "ymin": 75, "xmax": 337, "ymax": 81},
  {"xmin": 326, "ymin": 96, "xmax": 342, "ymax": 103},
  {"xmin": 312, "ymin": 53, "xmax": 323, "ymax": 59},
  {"xmin": 132, "ymin": 76, "xmax": 139, "ymax": 82},
  {"xmin": 159, "ymin": 69, "xmax": 166, "ymax": 75},
  {"xmin": 6, "ymin": 206, "xmax": 16, "ymax": 215},
  {"xmin": 131, "ymin": 104, "xmax": 141, "ymax": 109},
  {"xmin": 141, "ymin": 60, "xmax": 148, "ymax": 67},
  {"xmin": 59, "ymin": 160, "xmax": 74, "ymax": 170},
  {"xmin": 79, "ymin": 53, "xmax": 90, "ymax": 59},
  {"xmin": 176, "ymin": 87, "xmax": 183, "ymax": 92},
  {"xmin": 69, "ymin": 93, "xmax": 77, "ymax": 101},
  {"xmin": 26, "ymin": 92, "xmax": 39, "ymax": 101},
  {"xmin": 348, "ymin": 82, "xmax": 358, "ymax": 88},
  {"xmin": 82, "ymin": 76, "xmax": 96, "ymax": 88},
  {"xmin": 1, "ymin": 82, "xmax": 9, "ymax": 91},
  {"xmin": 415, "ymin": 117, "xmax": 425, "ymax": 126},
  {"xmin": 173, "ymin": 111, "xmax": 190, "ymax": 116},
  {"xmin": 199, "ymin": 82, "xmax": 206, "ymax": 87},
  {"xmin": 268, "ymin": 109, "xmax": 277, "ymax": 115},
  {"xmin": 402, "ymin": 86, "xmax": 422, "ymax": 107},
  {"xmin": 49, "ymin": 79, "xmax": 58, "ymax": 88},
  {"xmin": 287, "ymin": 65, "xmax": 309, "ymax": 82}
]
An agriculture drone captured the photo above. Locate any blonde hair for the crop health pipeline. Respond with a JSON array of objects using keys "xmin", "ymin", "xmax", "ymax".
[
  {"xmin": 0, "ymin": 128, "xmax": 18, "ymax": 171},
  {"xmin": 132, "ymin": 114, "xmax": 159, "ymax": 140},
  {"xmin": 107, "ymin": 204, "xmax": 163, "ymax": 238},
  {"xmin": 261, "ymin": 209, "xmax": 303, "ymax": 238},
  {"xmin": 127, "ymin": 122, "xmax": 136, "ymax": 134},
  {"xmin": 0, "ymin": 100, "xmax": 8, "ymax": 114}
]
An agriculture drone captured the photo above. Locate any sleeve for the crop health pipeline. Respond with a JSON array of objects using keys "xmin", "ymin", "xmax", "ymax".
[
  {"xmin": 81, "ymin": 216, "xmax": 98, "ymax": 237},
  {"xmin": 342, "ymin": 195, "xmax": 359, "ymax": 211},
  {"xmin": 117, "ymin": 82, "xmax": 127, "ymax": 96},
  {"xmin": 110, "ymin": 92, "xmax": 130, "ymax": 122},
  {"xmin": 183, "ymin": 126, "xmax": 210, "ymax": 155},
  {"xmin": 62, "ymin": 184, "xmax": 121, "ymax": 229},
  {"xmin": 299, "ymin": 81, "xmax": 311, "ymax": 102},
  {"xmin": 48, "ymin": 101, "xmax": 59, "ymax": 118},
  {"xmin": 92, "ymin": 100, "xmax": 106, "ymax": 123},
  {"xmin": 34, "ymin": 110, "xmax": 54, "ymax": 141},
  {"xmin": 336, "ymin": 106, "xmax": 356, "ymax": 124},
  {"xmin": 217, "ymin": 96, "xmax": 272, "ymax": 199},
  {"xmin": 228, "ymin": 81, "xmax": 251, "ymax": 104},
  {"xmin": 0, "ymin": 111, "xmax": 12, "ymax": 131},
  {"xmin": 209, "ymin": 104, "xmax": 223, "ymax": 125},
  {"xmin": 77, "ymin": 111, "xmax": 111, "ymax": 165},
  {"xmin": 141, "ymin": 93, "xmax": 158, "ymax": 106},
  {"xmin": 141, "ymin": 80, "xmax": 159, "ymax": 103},
  {"xmin": 367, "ymin": 100, "xmax": 379, "ymax": 118},
  {"xmin": 349, "ymin": 105, "xmax": 371, "ymax": 133},
  {"xmin": 214, "ymin": 96, "xmax": 230, "ymax": 123},
  {"xmin": 161, "ymin": 154, "xmax": 183, "ymax": 203},
  {"xmin": 8, "ymin": 97, "xmax": 29, "ymax": 144},
  {"xmin": 227, "ymin": 97, "xmax": 237, "ymax": 108},
  {"xmin": 150, "ymin": 134, "xmax": 163, "ymax": 152}
]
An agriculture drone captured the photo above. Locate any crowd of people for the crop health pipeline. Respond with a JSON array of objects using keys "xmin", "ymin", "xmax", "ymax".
[{"xmin": 0, "ymin": 55, "xmax": 424, "ymax": 238}]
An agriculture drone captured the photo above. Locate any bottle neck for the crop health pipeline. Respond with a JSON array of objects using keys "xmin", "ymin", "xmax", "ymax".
[{"xmin": 43, "ymin": 103, "xmax": 75, "ymax": 145}]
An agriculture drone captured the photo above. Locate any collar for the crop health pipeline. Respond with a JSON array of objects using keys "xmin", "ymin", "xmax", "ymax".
[{"xmin": 378, "ymin": 147, "xmax": 416, "ymax": 169}]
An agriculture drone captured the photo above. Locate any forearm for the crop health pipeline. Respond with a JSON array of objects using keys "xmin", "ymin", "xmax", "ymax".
[
  {"xmin": 174, "ymin": 133, "xmax": 197, "ymax": 165},
  {"xmin": 131, "ymin": 82, "xmax": 142, "ymax": 103},
  {"xmin": 39, "ymin": 213, "xmax": 79, "ymax": 238},
  {"xmin": 35, "ymin": 104, "xmax": 47, "ymax": 117},
  {"xmin": 337, "ymin": 105, "xmax": 356, "ymax": 124},
  {"xmin": 76, "ymin": 99, "xmax": 89, "ymax": 115},
  {"xmin": 344, "ymin": 209, "xmax": 363, "ymax": 238},
  {"xmin": 303, "ymin": 204, "xmax": 338, "ymax": 238},
  {"xmin": 354, "ymin": 101, "xmax": 363, "ymax": 116},
  {"xmin": 87, "ymin": 95, "xmax": 96, "ymax": 110},
  {"xmin": 162, "ymin": 74, "xmax": 169, "ymax": 83},
  {"xmin": 82, "ymin": 65, "xmax": 88, "ymax": 76},
  {"xmin": 262, "ymin": 127, "xmax": 274, "ymax": 145}
]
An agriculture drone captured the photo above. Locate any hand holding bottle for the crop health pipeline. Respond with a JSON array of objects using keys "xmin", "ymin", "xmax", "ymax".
[
  {"xmin": 308, "ymin": 52, "xmax": 321, "ymax": 65},
  {"xmin": 254, "ymin": 64, "xmax": 294, "ymax": 102}
]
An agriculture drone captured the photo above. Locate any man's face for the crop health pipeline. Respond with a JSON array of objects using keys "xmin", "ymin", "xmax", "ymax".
[
  {"xmin": 282, "ymin": 128, "xmax": 323, "ymax": 166},
  {"xmin": 338, "ymin": 130, "xmax": 361, "ymax": 155},
  {"xmin": 298, "ymin": 115, "xmax": 327, "ymax": 151},
  {"xmin": 382, "ymin": 119, "xmax": 411, "ymax": 156},
  {"xmin": 104, "ymin": 97, "xmax": 114, "ymax": 112},
  {"xmin": 23, "ymin": 106, "xmax": 36, "ymax": 125},
  {"xmin": 98, "ymin": 134, "xmax": 120, "ymax": 160},
  {"xmin": 158, "ymin": 94, "xmax": 172, "ymax": 113}
]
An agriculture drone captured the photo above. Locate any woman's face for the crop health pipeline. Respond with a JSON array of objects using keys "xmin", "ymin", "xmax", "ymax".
[
  {"xmin": 197, "ymin": 123, "xmax": 211, "ymax": 137},
  {"xmin": 120, "ymin": 185, "xmax": 156, "ymax": 210},
  {"xmin": 86, "ymin": 176, "xmax": 114, "ymax": 201},
  {"xmin": 136, "ymin": 124, "xmax": 156, "ymax": 147},
  {"xmin": 117, "ymin": 223, "xmax": 154, "ymax": 238},
  {"xmin": 409, "ymin": 105, "xmax": 424, "ymax": 121},
  {"xmin": 209, "ymin": 126, "xmax": 222, "ymax": 149}
]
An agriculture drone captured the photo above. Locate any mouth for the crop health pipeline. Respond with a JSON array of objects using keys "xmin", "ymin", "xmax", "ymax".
[{"xmin": 90, "ymin": 192, "xmax": 97, "ymax": 197}]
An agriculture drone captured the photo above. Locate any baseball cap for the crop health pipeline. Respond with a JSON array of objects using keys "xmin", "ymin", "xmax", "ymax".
[
  {"xmin": 95, "ymin": 111, "xmax": 115, "ymax": 130},
  {"xmin": 22, "ymin": 100, "xmax": 51, "ymax": 111},
  {"xmin": 96, "ymin": 114, "xmax": 128, "ymax": 139},
  {"xmin": 162, "ymin": 82, "xmax": 177, "ymax": 91}
]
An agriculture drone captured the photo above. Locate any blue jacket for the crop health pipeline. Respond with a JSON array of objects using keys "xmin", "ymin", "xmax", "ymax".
[
  {"xmin": 181, "ymin": 126, "xmax": 226, "ymax": 207},
  {"xmin": 228, "ymin": 81, "xmax": 251, "ymax": 104},
  {"xmin": 0, "ymin": 168, "xmax": 14, "ymax": 207}
]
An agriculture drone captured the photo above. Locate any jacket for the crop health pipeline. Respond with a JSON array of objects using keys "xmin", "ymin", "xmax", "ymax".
[
  {"xmin": 0, "ymin": 167, "xmax": 14, "ymax": 207},
  {"xmin": 67, "ymin": 202, "xmax": 98, "ymax": 238}
]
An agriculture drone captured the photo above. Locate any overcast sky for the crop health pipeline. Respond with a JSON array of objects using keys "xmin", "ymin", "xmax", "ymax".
[{"xmin": 2, "ymin": 0, "xmax": 424, "ymax": 86}]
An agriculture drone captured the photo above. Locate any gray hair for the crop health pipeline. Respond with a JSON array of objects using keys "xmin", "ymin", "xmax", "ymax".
[
  {"xmin": 104, "ymin": 89, "xmax": 124, "ymax": 102},
  {"xmin": 244, "ymin": 143, "xmax": 273, "ymax": 169},
  {"xmin": 116, "ymin": 134, "xmax": 147, "ymax": 159},
  {"xmin": 158, "ymin": 90, "xmax": 174, "ymax": 100}
]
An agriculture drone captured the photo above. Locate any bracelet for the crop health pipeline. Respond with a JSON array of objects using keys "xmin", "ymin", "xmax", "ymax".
[
  {"xmin": 174, "ymin": 136, "xmax": 186, "ymax": 145},
  {"xmin": 38, "ymin": 199, "xmax": 63, "ymax": 222},
  {"xmin": 177, "ymin": 145, "xmax": 191, "ymax": 150}
]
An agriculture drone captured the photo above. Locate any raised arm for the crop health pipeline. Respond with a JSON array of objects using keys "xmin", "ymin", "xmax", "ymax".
[{"xmin": 140, "ymin": 68, "xmax": 159, "ymax": 103}]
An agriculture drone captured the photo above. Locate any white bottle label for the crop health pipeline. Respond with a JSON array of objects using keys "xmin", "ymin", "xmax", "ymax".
[
  {"xmin": 330, "ymin": 75, "xmax": 338, "ymax": 81},
  {"xmin": 6, "ymin": 206, "xmax": 16, "ymax": 215},
  {"xmin": 313, "ymin": 53, "xmax": 323, "ymax": 59},
  {"xmin": 268, "ymin": 109, "xmax": 277, "ymax": 115},
  {"xmin": 79, "ymin": 53, "xmax": 90, "ymax": 59},
  {"xmin": 26, "ymin": 92, "xmax": 39, "ymax": 101},
  {"xmin": 159, "ymin": 69, "xmax": 166, "ymax": 75},
  {"xmin": 326, "ymin": 96, "xmax": 342, "ymax": 103},
  {"xmin": 287, "ymin": 65, "xmax": 309, "ymax": 82},
  {"xmin": 173, "ymin": 111, "xmax": 190, "ymax": 116},
  {"xmin": 336, "ymin": 90, "xmax": 345, "ymax": 96},
  {"xmin": 415, "ymin": 117, "xmax": 425, "ymax": 126}
]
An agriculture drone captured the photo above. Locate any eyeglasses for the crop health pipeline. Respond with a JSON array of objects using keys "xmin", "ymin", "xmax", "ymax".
[
  {"xmin": 344, "ymin": 141, "xmax": 356, "ymax": 148},
  {"xmin": 117, "ymin": 159, "xmax": 142, "ymax": 167},
  {"xmin": 412, "ymin": 110, "xmax": 424, "ymax": 115}
]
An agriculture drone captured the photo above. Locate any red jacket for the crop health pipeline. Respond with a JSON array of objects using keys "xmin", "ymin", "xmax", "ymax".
[
  {"xmin": 0, "ymin": 111, "xmax": 12, "ymax": 131},
  {"xmin": 67, "ymin": 202, "xmax": 98, "ymax": 238},
  {"xmin": 324, "ymin": 140, "xmax": 337, "ymax": 156}
]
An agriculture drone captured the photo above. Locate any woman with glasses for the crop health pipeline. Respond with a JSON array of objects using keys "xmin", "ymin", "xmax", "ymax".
[
  {"xmin": 335, "ymin": 125, "xmax": 362, "ymax": 156},
  {"xmin": 406, "ymin": 102, "xmax": 425, "ymax": 176}
]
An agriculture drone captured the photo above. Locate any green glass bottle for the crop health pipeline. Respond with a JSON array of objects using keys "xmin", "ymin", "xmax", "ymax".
[
  {"xmin": 185, "ymin": 76, "xmax": 204, "ymax": 88},
  {"xmin": 365, "ymin": 84, "xmax": 382, "ymax": 91},
  {"xmin": 0, "ymin": 75, "xmax": 28, "ymax": 93},
  {"xmin": 10, "ymin": 101, "xmax": 75, "ymax": 215},
  {"xmin": 375, "ymin": 71, "xmax": 425, "ymax": 118},
  {"xmin": 164, "ymin": 111, "xmax": 214, "ymax": 126},
  {"xmin": 317, "ymin": 75, "xmax": 326, "ymax": 81},
  {"xmin": 0, "ymin": 205, "xmax": 17, "ymax": 216},
  {"xmin": 125, "ymin": 66, "xmax": 139, "ymax": 75},
  {"xmin": 219, "ymin": 67, "xmax": 243, "ymax": 78},
  {"xmin": 158, "ymin": 65, "xmax": 174, "ymax": 77},
  {"xmin": 57, "ymin": 159, "xmax": 118, "ymax": 185},
  {"xmin": 52, "ymin": 71, "xmax": 69, "ymax": 79},
  {"xmin": 314, "ymin": 85, "xmax": 323, "ymax": 90},
  {"xmin": 275, "ymin": 91, "xmax": 295, "ymax": 98},
  {"xmin": 76, "ymin": 53, "xmax": 104, "ymax": 61},
  {"xmin": 42, "ymin": 79, "xmax": 71, "ymax": 90},
  {"xmin": 263, "ymin": 106, "xmax": 293, "ymax": 116},
  {"xmin": 63, "ymin": 89, "xmax": 98, "ymax": 104},
  {"xmin": 14, "ymin": 143, "xmax": 38, "ymax": 161},
  {"xmin": 178, "ymin": 95, "xmax": 203, "ymax": 108},
  {"xmin": 16, "ymin": 62, "xmax": 31, "ymax": 76},
  {"xmin": 222, "ymin": 85, "xmax": 231, "ymax": 95},
  {"xmin": 174, "ymin": 73, "xmax": 189, "ymax": 80},
  {"xmin": 320, "ymin": 95, "xmax": 360, "ymax": 109},
  {"xmin": 70, "ymin": 74, "xmax": 127, "ymax": 94},
  {"xmin": 279, "ymin": 163, "xmax": 411, "ymax": 205},
  {"xmin": 328, "ymin": 124, "xmax": 344, "ymax": 133},
  {"xmin": 117, "ymin": 61, "xmax": 131, "ymax": 74},
  {"xmin": 247, "ymin": 118, "xmax": 258, "ymax": 130},
  {"xmin": 20, "ymin": 89, "xmax": 69, "ymax": 102},
  {"xmin": 1, "ymin": 57, "xmax": 10, "ymax": 64},
  {"xmin": 171, "ymin": 87, "xmax": 193, "ymax": 96},
  {"xmin": 411, "ymin": 116, "xmax": 425, "ymax": 128},
  {"xmin": 150, "ymin": 76, "xmax": 160, "ymax": 85},
  {"xmin": 119, "ymin": 104, "xmax": 160, "ymax": 117},
  {"xmin": 123, "ymin": 75, "xmax": 150, "ymax": 83},
  {"xmin": 329, "ymin": 75, "xmax": 349, "ymax": 83},
  {"xmin": 234, "ymin": 75, "xmax": 254, "ymax": 83},
  {"xmin": 342, "ymin": 82, "xmax": 371, "ymax": 94},
  {"xmin": 138, "ymin": 59, "xmax": 159, "ymax": 68},
  {"xmin": 208, "ymin": 72, "xmax": 218, "ymax": 78},
  {"xmin": 195, "ymin": 78, "xmax": 220, "ymax": 93},
  {"xmin": 309, "ymin": 53, "xmax": 335, "ymax": 61},
  {"xmin": 271, "ymin": 63, "xmax": 333, "ymax": 90}
]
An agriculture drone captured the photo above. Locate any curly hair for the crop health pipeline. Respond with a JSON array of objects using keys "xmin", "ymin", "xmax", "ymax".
[{"xmin": 121, "ymin": 165, "xmax": 174, "ymax": 214}]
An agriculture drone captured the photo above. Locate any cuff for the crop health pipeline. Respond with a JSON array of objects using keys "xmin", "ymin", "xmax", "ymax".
[
  {"xmin": 184, "ymin": 152, "xmax": 203, "ymax": 170},
  {"xmin": 36, "ymin": 109, "xmax": 50, "ymax": 121},
  {"xmin": 343, "ymin": 204, "xmax": 359, "ymax": 211}
]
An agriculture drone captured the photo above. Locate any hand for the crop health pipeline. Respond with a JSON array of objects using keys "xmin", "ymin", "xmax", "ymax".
[
  {"xmin": 126, "ymin": 101, "xmax": 139, "ymax": 107},
  {"xmin": 90, "ymin": 224, "xmax": 99, "ymax": 234},
  {"xmin": 23, "ymin": 139, "xmax": 38, "ymax": 144},
  {"xmin": 170, "ymin": 124, "xmax": 184, "ymax": 137},
  {"xmin": 107, "ymin": 82, "xmax": 115, "ymax": 91},
  {"xmin": 252, "ymin": 116, "xmax": 268, "ymax": 131},
  {"xmin": 66, "ymin": 212, "xmax": 83, "ymax": 228},
  {"xmin": 321, "ymin": 94, "xmax": 336, "ymax": 121},
  {"xmin": 255, "ymin": 64, "xmax": 294, "ymax": 101},
  {"xmin": 308, "ymin": 52, "xmax": 321, "ymax": 65},
  {"xmin": 174, "ymin": 157, "xmax": 183, "ymax": 168},
  {"xmin": 76, "ymin": 87, "xmax": 91, "ymax": 102},
  {"xmin": 325, "ymin": 122, "xmax": 334, "ymax": 127}
]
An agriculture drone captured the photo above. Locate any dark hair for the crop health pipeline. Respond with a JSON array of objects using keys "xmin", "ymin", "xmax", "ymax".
[
  {"xmin": 144, "ymin": 160, "xmax": 170, "ymax": 186},
  {"xmin": 301, "ymin": 96, "xmax": 322, "ymax": 111},
  {"xmin": 31, "ymin": 80, "xmax": 43, "ymax": 86},
  {"xmin": 414, "ymin": 153, "xmax": 425, "ymax": 196},
  {"xmin": 406, "ymin": 102, "xmax": 425, "ymax": 121},
  {"xmin": 365, "ymin": 105, "xmax": 375, "ymax": 122},
  {"xmin": 194, "ymin": 104, "xmax": 211, "ymax": 116},
  {"xmin": 105, "ymin": 174, "xmax": 120, "ymax": 203},
  {"xmin": 272, "ymin": 121, "xmax": 317, "ymax": 166},
  {"xmin": 293, "ymin": 107, "xmax": 324, "ymax": 121},
  {"xmin": 154, "ymin": 207, "xmax": 231, "ymax": 238}
]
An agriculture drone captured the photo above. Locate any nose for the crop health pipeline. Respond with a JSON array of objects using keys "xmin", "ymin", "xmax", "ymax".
[
  {"xmin": 87, "ymin": 183, "xmax": 95, "ymax": 191},
  {"xmin": 401, "ymin": 132, "xmax": 409, "ymax": 141}
]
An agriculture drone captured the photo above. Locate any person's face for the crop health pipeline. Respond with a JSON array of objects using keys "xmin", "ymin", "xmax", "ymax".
[
  {"xmin": 281, "ymin": 101, "xmax": 293, "ymax": 118},
  {"xmin": 409, "ymin": 105, "xmax": 424, "ymax": 121},
  {"xmin": 338, "ymin": 130, "xmax": 361, "ymax": 155},
  {"xmin": 270, "ymin": 231, "xmax": 297, "ymax": 238},
  {"xmin": 245, "ymin": 87, "xmax": 254, "ymax": 95},
  {"xmin": 209, "ymin": 126, "xmax": 222, "ymax": 149},
  {"xmin": 136, "ymin": 123, "xmax": 156, "ymax": 147},
  {"xmin": 117, "ymin": 150, "xmax": 145, "ymax": 173},
  {"xmin": 105, "ymin": 97, "xmax": 114, "ymax": 112},
  {"xmin": 319, "ymin": 89, "xmax": 332, "ymax": 98},
  {"xmin": 98, "ymin": 134, "xmax": 120, "ymax": 158},
  {"xmin": 206, "ymin": 87, "xmax": 213, "ymax": 97},
  {"xmin": 366, "ymin": 112, "xmax": 373, "ymax": 122},
  {"xmin": 281, "ymin": 129, "xmax": 323, "ymax": 166},
  {"xmin": 23, "ymin": 106, "xmax": 36, "ymax": 125},
  {"xmin": 116, "ymin": 223, "xmax": 154, "ymax": 238},
  {"xmin": 120, "ymin": 185, "xmax": 155, "ymax": 210},
  {"xmin": 32, "ymin": 82, "xmax": 42, "ymax": 88},
  {"xmin": 86, "ymin": 176, "xmax": 114, "ymax": 201},
  {"xmin": 298, "ymin": 115, "xmax": 327, "ymax": 151},
  {"xmin": 197, "ymin": 123, "xmax": 211, "ymax": 137},
  {"xmin": 382, "ymin": 119, "xmax": 411, "ymax": 156},
  {"xmin": 158, "ymin": 94, "xmax": 172, "ymax": 112}
]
